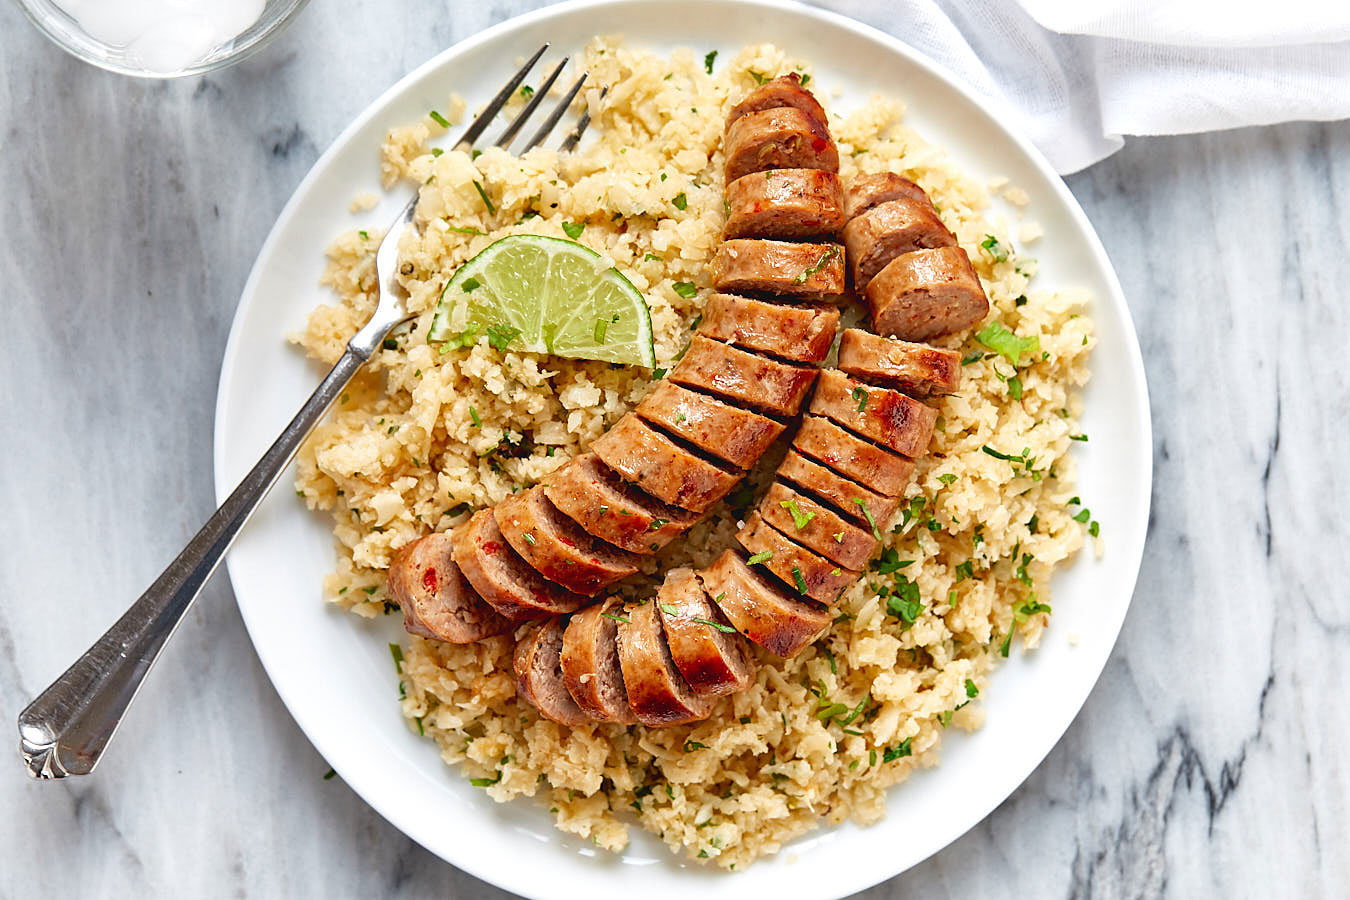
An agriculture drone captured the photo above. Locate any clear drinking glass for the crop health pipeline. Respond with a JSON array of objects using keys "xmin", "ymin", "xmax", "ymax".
[{"xmin": 12, "ymin": 0, "xmax": 311, "ymax": 78}]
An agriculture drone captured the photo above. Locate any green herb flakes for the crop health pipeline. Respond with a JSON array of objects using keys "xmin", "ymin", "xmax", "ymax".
[
  {"xmin": 980, "ymin": 234, "xmax": 1009, "ymax": 262},
  {"xmin": 781, "ymin": 498, "xmax": 815, "ymax": 530},
  {"xmin": 673, "ymin": 192, "xmax": 688, "ymax": 211},
  {"xmin": 975, "ymin": 321, "xmax": 1040, "ymax": 366},
  {"xmin": 562, "ymin": 221, "xmax": 585, "ymax": 239},
  {"xmin": 673, "ymin": 281, "xmax": 698, "ymax": 298},
  {"xmin": 428, "ymin": 109, "xmax": 451, "ymax": 128},
  {"xmin": 704, "ymin": 50, "xmax": 718, "ymax": 73}
]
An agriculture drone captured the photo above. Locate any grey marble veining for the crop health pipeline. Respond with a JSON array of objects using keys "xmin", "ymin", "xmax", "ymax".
[{"xmin": 2, "ymin": 1, "xmax": 1347, "ymax": 897}]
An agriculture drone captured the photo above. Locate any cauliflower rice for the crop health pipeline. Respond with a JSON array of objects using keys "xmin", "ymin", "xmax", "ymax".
[{"xmin": 292, "ymin": 39, "xmax": 1096, "ymax": 868}]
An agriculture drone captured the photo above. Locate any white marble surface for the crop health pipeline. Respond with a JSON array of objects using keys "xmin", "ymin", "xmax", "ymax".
[{"xmin": 2, "ymin": 1, "xmax": 1348, "ymax": 897}]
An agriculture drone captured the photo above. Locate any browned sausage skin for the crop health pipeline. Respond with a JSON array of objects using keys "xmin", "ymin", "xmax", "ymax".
[
  {"xmin": 670, "ymin": 334, "xmax": 817, "ymax": 419},
  {"xmin": 724, "ymin": 106, "xmax": 839, "ymax": 183},
  {"xmin": 793, "ymin": 415, "xmax": 916, "ymax": 498},
  {"xmin": 843, "ymin": 199, "xmax": 956, "ymax": 291},
  {"xmin": 388, "ymin": 532, "xmax": 512, "ymax": 643},
  {"xmin": 726, "ymin": 73, "xmax": 829, "ymax": 134},
  {"xmin": 592, "ymin": 415, "xmax": 741, "ymax": 514},
  {"xmin": 657, "ymin": 568, "xmax": 754, "ymax": 696},
  {"xmin": 777, "ymin": 448, "xmax": 901, "ymax": 527},
  {"xmin": 699, "ymin": 551, "xmax": 832, "ymax": 658},
  {"xmin": 711, "ymin": 239, "xmax": 845, "ymax": 299},
  {"xmin": 844, "ymin": 172, "xmax": 934, "ymax": 219},
  {"xmin": 736, "ymin": 511, "xmax": 858, "ymax": 605},
  {"xmin": 494, "ymin": 486, "xmax": 640, "ymax": 596},
  {"xmin": 759, "ymin": 481, "xmax": 878, "ymax": 571},
  {"xmin": 699, "ymin": 293, "xmax": 838, "ymax": 364},
  {"xmin": 865, "ymin": 246, "xmax": 989, "ymax": 342},
  {"xmin": 561, "ymin": 596, "xmax": 638, "ymax": 724},
  {"xmin": 515, "ymin": 618, "xmax": 591, "ymax": 727},
  {"xmin": 809, "ymin": 369, "xmax": 938, "ymax": 459},
  {"xmin": 837, "ymin": 328, "xmax": 961, "ymax": 398},
  {"xmin": 616, "ymin": 598, "xmax": 715, "ymax": 726},
  {"xmin": 453, "ymin": 510, "xmax": 588, "ymax": 621},
  {"xmin": 725, "ymin": 168, "xmax": 846, "ymax": 240},
  {"xmin": 544, "ymin": 453, "xmax": 698, "ymax": 555},
  {"xmin": 635, "ymin": 380, "xmax": 784, "ymax": 471}
]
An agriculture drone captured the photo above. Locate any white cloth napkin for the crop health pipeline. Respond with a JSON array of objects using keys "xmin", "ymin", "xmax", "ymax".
[{"xmin": 813, "ymin": 0, "xmax": 1350, "ymax": 173}]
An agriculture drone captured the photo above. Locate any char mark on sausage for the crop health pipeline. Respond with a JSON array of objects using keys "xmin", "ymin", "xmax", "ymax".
[
  {"xmin": 865, "ymin": 246, "xmax": 989, "ymax": 342},
  {"xmin": 711, "ymin": 238, "xmax": 846, "ymax": 299},
  {"xmin": 657, "ymin": 568, "xmax": 755, "ymax": 696},
  {"xmin": 592, "ymin": 414, "xmax": 741, "ymax": 514},
  {"xmin": 670, "ymin": 334, "xmax": 817, "ymax": 419},
  {"xmin": 452, "ymin": 509, "xmax": 588, "ymax": 622},
  {"xmin": 808, "ymin": 369, "xmax": 937, "ymax": 459},
  {"xmin": 387, "ymin": 532, "xmax": 512, "ymax": 643},
  {"xmin": 699, "ymin": 293, "xmax": 838, "ymax": 364},
  {"xmin": 700, "ymin": 550, "xmax": 832, "ymax": 658},
  {"xmin": 725, "ymin": 168, "xmax": 846, "ymax": 240},
  {"xmin": 494, "ymin": 486, "xmax": 640, "ymax": 596}
]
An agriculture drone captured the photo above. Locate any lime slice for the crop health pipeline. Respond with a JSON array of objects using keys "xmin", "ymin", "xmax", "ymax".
[{"xmin": 427, "ymin": 235, "xmax": 656, "ymax": 367}]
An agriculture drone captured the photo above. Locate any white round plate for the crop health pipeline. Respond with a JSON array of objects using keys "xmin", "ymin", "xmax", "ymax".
[{"xmin": 214, "ymin": 1, "xmax": 1151, "ymax": 896}]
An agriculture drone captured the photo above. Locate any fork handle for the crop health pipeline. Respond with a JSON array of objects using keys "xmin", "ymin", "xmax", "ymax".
[{"xmin": 18, "ymin": 340, "xmax": 376, "ymax": 779}]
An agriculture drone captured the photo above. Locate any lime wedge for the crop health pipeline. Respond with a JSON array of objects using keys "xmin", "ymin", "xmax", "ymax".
[{"xmin": 427, "ymin": 235, "xmax": 656, "ymax": 368}]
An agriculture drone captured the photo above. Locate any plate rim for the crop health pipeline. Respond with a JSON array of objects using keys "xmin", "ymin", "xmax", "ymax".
[{"xmin": 213, "ymin": 0, "xmax": 1153, "ymax": 895}]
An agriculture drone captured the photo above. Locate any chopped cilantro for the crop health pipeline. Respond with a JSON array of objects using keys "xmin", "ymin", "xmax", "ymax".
[
  {"xmin": 486, "ymin": 323, "xmax": 522, "ymax": 351},
  {"xmin": 673, "ymin": 281, "xmax": 698, "ymax": 298},
  {"xmin": 792, "ymin": 566, "xmax": 809, "ymax": 595},
  {"xmin": 388, "ymin": 642, "xmax": 404, "ymax": 673},
  {"xmin": 852, "ymin": 498, "xmax": 883, "ymax": 540},
  {"xmin": 975, "ymin": 322, "xmax": 1040, "ymax": 366},
  {"xmin": 428, "ymin": 109, "xmax": 451, "ymax": 128},
  {"xmin": 704, "ymin": 50, "xmax": 718, "ymax": 74},
  {"xmin": 683, "ymin": 740, "xmax": 708, "ymax": 752},
  {"xmin": 747, "ymin": 550, "xmax": 773, "ymax": 565},
  {"xmin": 693, "ymin": 616, "xmax": 737, "ymax": 633},
  {"xmin": 965, "ymin": 679, "xmax": 979, "ymax": 699},
  {"xmin": 852, "ymin": 386, "xmax": 869, "ymax": 411},
  {"xmin": 562, "ymin": 221, "xmax": 585, "ymax": 239},
  {"xmin": 794, "ymin": 245, "xmax": 838, "ymax": 285},
  {"xmin": 601, "ymin": 611, "xmax": 631, "ymax": 624},
  {"xmin": 469, "ymin": 407, "xmax": 481, "ymax": 427},
  {"xmin": 781, "ymin": 498, "xmax": 816, "ymax": 530},
  {"xmin": 673, "ymin": 192, "xmax": 688, "ymax": 211},
  {"xmin": 980, "ymin": 234, "xmax": 1009, "ymax": 262},
  {"xmin": 472, "ymin": 180, "xmax": 496, "ymax": 215},
  {"xmin": 883, "ymin": 738, "xmax": 913, "ymax": 762},
  {"xmin": 885, "ymin": 578, "xmax": 923, "ymax": 627},
  {"xmin": 659, "ymin": 603, "xmax": 679, "ymax": 616}
]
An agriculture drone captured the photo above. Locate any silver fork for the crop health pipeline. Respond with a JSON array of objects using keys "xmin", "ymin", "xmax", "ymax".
[{"xmin": 18, "ymin": 44, "xmax": 597, "ymax": 780}]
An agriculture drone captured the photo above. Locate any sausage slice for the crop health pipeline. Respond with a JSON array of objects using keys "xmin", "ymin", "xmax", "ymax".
[
  {"xmin": 726, "ymin": 73, "xmax": 829, "ymax": 134},
  {"xmin": 514, "ymin": 617, "xmax": 591, "ymax": 727},
  {"xmin": 544, "ymin": 453, "xmax": 698, "ymax": 555},
  {"xmin": 592, "ymin": 415, "xmax": 740, "ymax": 514},
  {"xmin": 736, "ymin": 511, "xmax": 858, "ymax": 605},
  {"xmin": 387, "ymin": 532, "xmax": 512, "ymax": 643},
  {"xmin": 777, "ymin": 448, "xmax": 900, "ymax": 527},
  {"xmin": 561, "ymin": 597, "xmax": 638, "ymax": 724},
  {"xmin": 700, "ymin": 293, "xmax": 838, "ymax": 364},
  {"xmin": 452, "ymin": 509, "xmax": 588, "ymax": 621},
  {"xmin": 699, "ymin": 550, "xmax": 832, "ymax": 659},
  {"xmin": 657, "ymin": 568, "xmax": 755, "ymax": 696},
  {"xmin": 809, "ymin": 369, "xmax": 937, "ymax": 459},
  {"xmin": 793, "ymin": 415, "xmax": 916, "ymax": 498},
  {"xmin": 670, "ymin": 335, "xmax": 817, "ymax": 419},
  {"xmin": 725, "ymin": 168, "xmax": 846, "ymax": 240},
  {"xmin": 844, "ymin": 172, "xmax": 934, "ymax": 219},
  {"xmin": 636, "ymin": 380, "xmax": 784, "ymax": 471},
  {"xmin": 843, "ymin": 199, "xmax": 956, "ymax": 291},
  {"xmin": 837, "ymin": 328, "xmax": 962, "ymax": 398},
  {"xmin": 724, "ymin": 107, "xmax": 840, "ymax": 183},
  {"xmin": 759, "ymin": 481, "xmax": 877, "ymax": 571},
  {"xmin": 616, "ymin": 598, "xmax": 716, "ymax": 726},
  {"xmin": 865, "ymin": 247, "xmax": 990, "ymax": 342},
  {"xmin": 494, "ymin": 486, "xmax": 640, "ymax": 596},
  {"xmin": 711, "ymin": 239, "xmax": 845, "ymax": 298}
]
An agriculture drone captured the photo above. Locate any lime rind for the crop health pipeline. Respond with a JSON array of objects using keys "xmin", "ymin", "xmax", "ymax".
[{"xmin": 427, "ymin": 235, "xmax": 655, "ymax": 368}]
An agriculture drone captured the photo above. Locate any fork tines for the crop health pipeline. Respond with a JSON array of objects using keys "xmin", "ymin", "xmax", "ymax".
[{"xmin": 450, "ymin": 43, "xmax": 596, "ymax": 156}]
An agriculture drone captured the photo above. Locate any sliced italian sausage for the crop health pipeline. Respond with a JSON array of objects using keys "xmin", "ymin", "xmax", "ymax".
[
  {"xmin": 635, "ymin": 380, "xmax": 783, "ymax": 471},
  {"xmin": 544, "ymin": 453, "xmax": 697, "ymax": 555},
  {"xmin": 736, "ymin": 511, "xmax": 858, "ymax": 605},
  {"xmin": 699, "ymin": 550, "xmax": 832, "ymax": 659},
  {"xmin": 514, "ymin": 617, "xmax": 591, "ymax": 727},
  {"xmin": 837, "ymin": 328, "xmax": 962, "ymax": 398},
  {"xmin": 711, "ymin": 239, "xmax": 845, "ymax": 299},
  {"xmin": 700, "ymin": 293, "xmax": 838, "ymax": 364},
  {"xmin": 656, "ymin": 568, "xmax": 755, "ymax": 696},
  {"xmin": 560, "ymin": 596, "xmax": 638, "ymax": 724},
  {"xmin": 843, "ymin": 198, "xmax": 956, "ymax": 291},
  {"xmin": 725, "ymin": 168, "xmax": 846, "ymax": 240},
  {"xmin": 726, "ymin": 73, "xmax": 829, "ymax": 134},
  {"xmin": 387, "ymin": 532, "xmax": 512, "ymax": 643},
  {"xmin": 616, "ymin": 598, "xmax": 716, "ymax": 726},
  {"xmin": 793, "ymin": 415, "xmax": 916, "ymax": 498},
  {"xmin": 844, "ymin": 172, "xmax": 934, "ymax": 219},
  {"xmin": 592, "ymin": 415, "xmax": 740, "ymax": 514},
  {"xmin": 671, "ymin": 335, "xmax": 817, "ymax": 419},
  {"xmin": 809, "ymin": 369, "xmax": 937, "ymax": 459},
  {"xmin": 777, "ymin": 448, "xmax": 900, "ymax": 527},
  {"xmin": 865, "ymin": 246, "xmax": 990, "ymax": 342},
  {"xmin": 494, "ymin": 486, "xmax": 640, "ymax": 596},
  {"xmin": 759, "ymin": 481, "xmax": 877, "ymax": 571},
  {"xmin": 452, "ymin": 509, "xmax": 587, "ymax": 621},
  {"xmin": 724, "ymin": 107, "xmax": 839, "ymax": 183}
]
